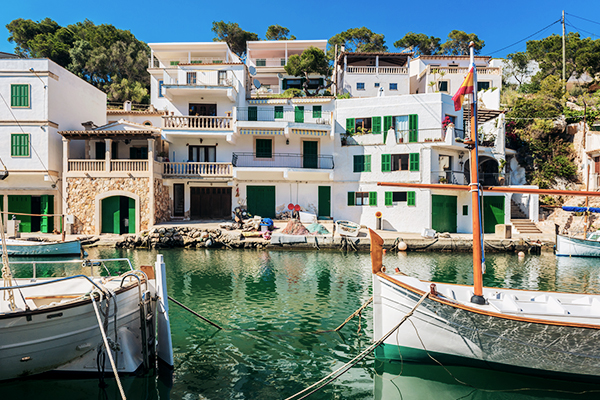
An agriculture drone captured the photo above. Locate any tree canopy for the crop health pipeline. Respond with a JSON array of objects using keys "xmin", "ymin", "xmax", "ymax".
[
  {"xmin": 439, "ymin": 30, "xmax": 484, "ymax": 55},
  {"xmin": 328, "ymin": 27, "xmax": 387, "ymax": 59},
  {"xmin": 393, "ymin": 33, "xmax": 441, "ymax": 56},
  {"xmin": 393, "ymin": 30, "xmax": 484, "ymax": 56},
  {"xmin": 6, "ymin": 18, "xmax": 150, "ymax": 103},
  {"xmin": 211, "ymin": 21, "xmax": 258, "ymax": 57},
  {"xmin": 265, "ymin": 25, "xmax": 295, "ymax": 41},
  {"xmin": 284, "ymin": 46, "xmax": 330, "ymax": 96}
]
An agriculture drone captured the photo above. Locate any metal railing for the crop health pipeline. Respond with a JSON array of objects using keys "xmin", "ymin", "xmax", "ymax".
[
  {"xmin": 162, "ymin": 162, "xmax": 232, "ymax": 177},
  {"xmin": 162, "ymin": 115, "xmax": 233, "ymax": 130},
  {"xmin": 232, "ymin": 152, "xmax": 334, "ymax": 169},
  {"xmin": 430, "ymin": 171, "xmax": 509, "ymax": 186},
  {"xmin": 479, "ymin": 173, "xmax": 509, "ymax": 186},
  {"xmin": 249, "ymin": 58, "xmax": 287, "ymax": 67},
  {"xmin": 237, "ymin": 107, "xmax": 332, "ymax": 125},
  {"xmin": 346, "ymin": 66, "xmax": 408, "ymax": 74},
  {"xmin": 162, "ymin": 70, "xmax": 239, "ymax": 90}
]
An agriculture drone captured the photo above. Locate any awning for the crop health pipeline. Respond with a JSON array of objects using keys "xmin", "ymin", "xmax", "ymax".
[
  {"xmin": 563, "ymin": 206, "xmax": 600, "ymax": 213},
  {"xmin": 291, "ymin": 129, "xmax": 329, "ymax": 136},
  {"xmin": 239, "ymin": 129, "xmax": 284, "ymax": 136}
]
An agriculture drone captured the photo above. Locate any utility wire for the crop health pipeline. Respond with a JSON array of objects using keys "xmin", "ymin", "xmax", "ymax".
[
  {"xmin": 566, "ymin": 13, "xmax": 600, "ymax": 27},
  {"xmin": 487, "ymin": 19, "xmax": 561, "ymax": 55},
  {"xmin": 565, "ymin": 21, "xmax": 600, "ymax": 39}
]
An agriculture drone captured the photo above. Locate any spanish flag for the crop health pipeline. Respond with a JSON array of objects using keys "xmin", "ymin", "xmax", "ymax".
[{"xmin": 452, "ymin": 67, "xmax": 475, "ymax": 111}]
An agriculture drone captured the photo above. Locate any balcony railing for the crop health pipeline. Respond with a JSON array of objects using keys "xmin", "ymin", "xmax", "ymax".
[
  {"xmin": 232, "ymin": 153, "xmax": 334, "ymax": 169},
  {"xmin": 162, "ymin": 162, "xmax": 232, "ymax": 177},
  {"xmin": 249, "ymin": 58, "xmax": 287, "ymax": 67},
  {"xmin": 162, "ymin": 70, "xmax": 238, "ymax": 90},
  {"xmin": 346, "ymin": 66, "xmax": 408, "ymax": 74},
  {"xmin": 111, "ymin": 160, "xmax": 148, "ymax": 172},
  {"xmin": 237, "ymin": 107, "xmax": 332, "ymax": 125},
  {"xmin": 429, "ymin": 66, "xmax": 501, "ymax": 75},
  {"xmin": 68, "ymin": 160, "xmax": 105, "ymax": 172},
  {"xmin": 162, "ymin": 115, "xmax": 233, "ymax": 130},
  {"xmin": 149, "ymin": 57, "xmax": 228, "ymax": 68},
  {"xmin": 431, "ymin": 171, "xmax": 509, "ymax": 186},
  {"xmin": 250, "ymin": 86, "xmax": 282, "ymax": 96}
]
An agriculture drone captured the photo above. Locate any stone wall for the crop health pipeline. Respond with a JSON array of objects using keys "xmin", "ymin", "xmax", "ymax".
[
  {"xmin": 66, "ymin": 177, "xmax": 150, "ymax": 234},
  {"xmin": 154, "ymin": 178, "xmax": 171, "ymax": 223}
]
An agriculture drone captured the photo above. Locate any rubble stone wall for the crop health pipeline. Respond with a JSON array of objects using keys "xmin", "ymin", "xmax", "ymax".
[{"xmin": 154, "ymin": 179, "xmax": 171, "ymax": 223}]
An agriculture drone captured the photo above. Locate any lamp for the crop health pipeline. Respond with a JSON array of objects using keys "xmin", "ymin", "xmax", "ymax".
[
  {"xmin": 286, "ymin": 139, "xmax": 289, "ymax": 145},
  {"xmin": 458, "ymin": 152, "xmax": 464, "ymax": 160}
]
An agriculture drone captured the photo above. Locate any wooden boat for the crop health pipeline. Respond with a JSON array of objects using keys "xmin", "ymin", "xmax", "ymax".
[
  {"xmin": 370, "ymin": 43, "xmax": 600, "ymax": 383},
  {"xmin": 0, "ymin": 256, "xmax": 173, "ymax": 381},
  {"xmin": 556, "ymin": 231, "xmax": 600, "ymax": 257},
  {"xmin": 0, "ymin": 238, "xmax": 82, "ymax": 256},
  {"xmin": 335, "ymin": 220, "xmax": 361, "ymax": 237}
]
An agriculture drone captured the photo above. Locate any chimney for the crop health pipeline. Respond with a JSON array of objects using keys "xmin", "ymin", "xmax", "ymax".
[
  {"xmin": 124, "ymin": 100, "xmax": 132, "ymax": 112},
  {"xmin": 81, "ymin": 121, "xmax": 97, "ymax": 131}
]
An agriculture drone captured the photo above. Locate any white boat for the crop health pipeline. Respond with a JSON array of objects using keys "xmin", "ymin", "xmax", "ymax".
[
  {"xmin": 0, "ymin": 238, "xmax": 83, "ymax": 256},
  {"xmin": 0, "ymin": 256, "xmax": 173, "ymax": 381},
  {"xmin": 370, "ymin": 43, "xmax": 600, "ymax": 383},
  {"xmin": 335, "ymin": 220, "xmax": 360, "ymax": 237},
  {"xmin": 556, "ymin": 231, "xmax": 600, "ymax": 257}
]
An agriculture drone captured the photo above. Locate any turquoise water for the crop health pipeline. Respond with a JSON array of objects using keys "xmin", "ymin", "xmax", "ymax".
[{"xmin": 3, "ymin": 249, "xmax": 600, "ymax": 399}]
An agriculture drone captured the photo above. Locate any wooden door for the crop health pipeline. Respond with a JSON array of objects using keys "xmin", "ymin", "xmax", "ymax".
[
  {"xmin": 303, "ymin": 141, "xmax": 318, "ymax": 169},
  {"xmin": 318, "ymin": 186, "xmax": 331, "ymax": 218},
  {"xmin": 431, "ymin": 195, "xmax": 457, "ymax": 233}
]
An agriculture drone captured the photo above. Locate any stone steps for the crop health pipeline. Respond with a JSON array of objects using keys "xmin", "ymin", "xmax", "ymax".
[{"xmin": 511, "ymin": 219, "xmax": 542, "ymax": 234}]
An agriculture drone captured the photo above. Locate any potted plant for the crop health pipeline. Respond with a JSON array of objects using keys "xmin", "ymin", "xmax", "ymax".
[
  {"xmin": 157, "ymin": 151, "xmax": 168, "ymax": 162},
  {"xmin": 439, "ymin": 177, "xmax": 448, "ymax": 184}
]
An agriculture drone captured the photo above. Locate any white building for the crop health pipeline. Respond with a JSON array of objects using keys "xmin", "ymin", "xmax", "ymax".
[{"xmin": 0, "ymin": 58, "xmax": 105, "ymax": 233}]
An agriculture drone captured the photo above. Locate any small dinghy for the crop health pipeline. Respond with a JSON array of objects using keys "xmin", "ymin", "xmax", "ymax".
[{"xmin": 335, "ymin": 220, "xmax": 360, "ymax": 237}]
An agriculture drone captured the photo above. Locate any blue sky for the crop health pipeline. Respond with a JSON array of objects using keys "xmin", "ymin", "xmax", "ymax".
[{"xmin": 1, "ymin": 0, "xmax": 600, "ymax": 58}]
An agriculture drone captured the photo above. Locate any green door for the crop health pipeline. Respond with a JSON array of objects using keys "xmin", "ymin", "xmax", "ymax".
[
  {"xmin": 102, "ymin": 196, "xmax": 120, "ymax": 234},
  {"xmin": 303, "ymin": 141, "xmax": 318, "ymax": 168},
  {"xmin": 432, "ymin": 195, "xmax": 457, "ymax": 233},
  {"xmin": 318, "ymin": 186, "xmax": 331, "ymax": 218},
  {"xmin": 295, "ymin": 106, "xmax": 304, "ymax": 123},
  {"xmin": 247, "ymin": 186, "xmax": 275, "ymax": 218},
  {"xmin": 40, "ymin": 195, "xmax": 54, "ymax": 233},
  {"xmin": 8, "ymin": 195, "xmax": 32, "ymax": 233},
  {"xmin": 128, "ymin": 197, "xmax": 135, "ymax": 234},
  {"xmin": 483, "ymin": 196, "xmax": 505, "ymax": 234}
]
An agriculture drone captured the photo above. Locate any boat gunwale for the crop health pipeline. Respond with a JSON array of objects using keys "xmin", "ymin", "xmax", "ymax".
[{"xmin": 376, "ymin": 271, "xmax": 600, "ymax": 330}]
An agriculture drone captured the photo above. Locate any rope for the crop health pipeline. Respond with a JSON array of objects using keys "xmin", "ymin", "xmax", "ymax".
[
  {"xmin": 168, "ymin": 295, "xmax": 223, "ymax": 330},
  {"xmin": 333, "ymin": 296, "xmax": 372, "ymax": 332},
  {"xmin": 91, "ymin": 292, "xmax": 127, "ymax": 400},
  {"xmin": 284, "ymin": 291, "xmax": 429, "ymax": 400}
]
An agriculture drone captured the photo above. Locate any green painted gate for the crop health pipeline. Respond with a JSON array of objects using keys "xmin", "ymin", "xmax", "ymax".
[
  {"xmin": 8, "ymin": 195, "xmax": 32, "ymax": 233},
  {"xmin": 432, "ymin": 195, "xmax": 457, "ymax": 233},
  {"xmin": 40, "ymin": 195, "xmax": 54, "ymax": 233},
  {"xmin": 318, "ymin": 186, "xmax": 331, "ymax": 218},
  {"xmin": 303, "ymin": 141, "xmax": 318, "ymax": 168},
  {"xmin": 482, "ymin": 196, "xmax": 505, "ymax": 234},
  {"xmin": 101, "ymin": 196, "xmax": 136, "ymax": 234},
  {"xmin": 246, "ymin": 186, "xmax": 275, "ymax": 218}
]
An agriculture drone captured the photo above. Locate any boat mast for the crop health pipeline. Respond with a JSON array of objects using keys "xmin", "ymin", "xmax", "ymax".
[{"xmin": 468, "ymin": 42, "xmax": 485, "ymax": 305}]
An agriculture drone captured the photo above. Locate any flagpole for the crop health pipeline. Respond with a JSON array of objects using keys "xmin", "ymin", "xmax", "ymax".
[{"xmin": 468, "ymin": 41, "xmax": 485, "ymax": 305}]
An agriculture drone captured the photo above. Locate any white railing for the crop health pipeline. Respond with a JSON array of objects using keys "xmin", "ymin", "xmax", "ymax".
[
  {"xmin": 346, "ymin": 66, "xmax": 408, "ymax": 74},
  {"xmin": 149, "ymin": 57, "xmax": 229, "ymax": 68},
  {"xmin": 111, "ymin": 160, "xmax": 148, "ymax": 172},
  {"xmin": 237, "ymin": 108, "xmax": 332, "ymax": 125},
  {"xmin": 429, "ymin": 66, "xmax": 501, "ymax": 75},
  {"xmin": 250, "ymin": 58, "xmax": 287, "ymax": 68},
  {"xmin": 162, "ymin": 115, "xmax": 233, "ymax": 130},
  {"xmin": 162, "ymin": 162, "xmax": 232, "ymax": 177},
  {"xmin": 250, "ymin": 86, "xmax": 282, "ymax": 96},
  {"xmin": 163, "ymin": 70, "xmax": 238, "ymax": 90},
  {"xmin": 68, "ymin": 160, "xmax": 105, "ymax": 172}
]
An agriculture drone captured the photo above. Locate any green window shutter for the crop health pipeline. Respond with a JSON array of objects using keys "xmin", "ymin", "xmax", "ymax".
[
  {"xmin": 385, "ymin": 192, "xmax": 393, "ymax": 206},
  {"xmin": 312, "ymin": 105, "xmax": 322, "ymax": 118},
  {"xmin": 409, "ymin": 114, "xmax": 418, "ymax": 142},
  {"xmin": 353, "ymin": 155, "xmax": 362, "ymax": 172},
  {"xmin": 381, "ymin": 154, "xmax": 391, "ymax": 172},
  {"xmin": 383, "ymin": 115, "xmax": 393, "ymax": 143},
  {"xmin": 11, "ymin": 134, "xmax": 29, "ymax": 157},
  {"xmin": 256, "ymin": 139, "xmax": 272, "ymax": 158},
  {"xmin": 365, "ymin": 155, "xmax": 371, "ymax": 172},
  {"xmin": 409, "ymin": 153, "xmax": 420, "ymax": 171},
  {"xmin": 274, "ymin": 106, "xmax": 284, "ymax": 119},
  {"xmin": 347, "ymin": 192, "xmax": 355, "ymax": 206},
  {"xmin": 369, "ymin": 192, "xmax": 377, "ymax": 206},
  {"xmin": 11, "ymin": 84, "xmax": 29, "ymax": 107},
  {"xmin": 372, "ymin": 116, "xmax": 382, "ymax": 134},
  {"xmin": 248, "ymin": 106, "xmax": 258, "ymax": 121},
  {"xmin": 295, "ymin": 106, "xmax": 304, "ymax": 123},
  {"xmin": 346, "ymin": 118, "xmax": 355, "ymax": 134},
  {"xmin": 407, "ymin": 191, "xmax": 416, "ymax": 206}
]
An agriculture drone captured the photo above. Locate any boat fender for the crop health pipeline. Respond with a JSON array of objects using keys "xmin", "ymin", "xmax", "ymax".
[
  {"xmin": 381, "ymin": 265, "xmax": 386, "ymax": 273},
  {"xmin": 518, "ymin": 251, "xmax": 525, "ymax": 258},
  {"xmin": 394, "ymin": 267, "xmax": 400, "ymax": 273},
  {"xmin": 430, "ymin": 283, "xmax": 438, "ymax": 296},
  {"xmin": 383, "ymin": 249, "xmax": 387, "ymax": 255},
  {"xmin": 398, "ymin": 241, "xmax": 408, "ymax": 251}
]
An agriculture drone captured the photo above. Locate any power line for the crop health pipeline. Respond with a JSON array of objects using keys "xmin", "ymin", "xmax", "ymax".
[
  {"xmin": 566, "ymin": 13, "xmax": 600, "ymax": 27},
  {"xmin": 488, "ymin": 19, "xmax": 561, "ymax": 55},
  {"xmin": 565, "ymin": 21, "xmax": 600, "ymax": 39}
]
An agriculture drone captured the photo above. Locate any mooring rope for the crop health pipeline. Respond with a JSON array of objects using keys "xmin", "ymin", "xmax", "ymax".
[{"xmin": 284, "ymin": 291, "xmax": 429, "ymax": 400}]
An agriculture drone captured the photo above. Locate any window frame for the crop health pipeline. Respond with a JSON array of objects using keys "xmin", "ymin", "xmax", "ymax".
[
  {"xmin": 186, "ymin": 71, "xmax": 197, "ymax": 85},
  {"xmin": 256, "ymin": 59, "xmax": 266, "ymax": 67},
  {"xmin": 356, "ymin": 82, "xmax": 365, "ymax": 91},
  {"xmin": 353, "ymin": 155, "xmax": 371, "ymax": 173},
  {"xmin": 11, "ymin": 84, "xmax": 30, "ymax": 108},
  {"xmin": 389, "ymin": 83, "xmax": 398, "ymax": 91},
  {"xmin": 477, "ymin": 81, "xmax": 491, "ymax": 92},
  {"xmin": 255, "ymin": 137, "xmax": 273, "ymax": 160},
  {"xmin": 11, "ymin": 133, "xmax": 30, "ymax": 157},
  {"xmin": 158, "ymin": 80, "xmax": 164, "ymax": 98},
  {"xmin": 438, "ymin": 80, "xmax": 449, "ymax": 93}
]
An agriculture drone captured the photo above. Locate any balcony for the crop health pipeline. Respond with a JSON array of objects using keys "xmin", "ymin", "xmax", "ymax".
[
  {"xmin": 430, "ymin": 171, "xmax": 509, "ymax": 186},
  {"xmin": 67, "ymin": 160, "xmax": 148, "ymax": 173},
  {"xmin": 162, "ymin": 115, "xmax": 233, "ymax": 131},
  {"xmin": 428, "ymin": 66, "xmax": 501, "ymax": 75},
  {"xmin": 250, "ymin": 58, "xmax": 287, "ymax": 68},
  {"xmin": 232, "ymin": 153, "xmax": 334, "ymax": 169},
  {"xmin": 162, "ymin": 162, "xmax": 232, "ymax": 178},
  {"xmin": 346, "ymin": 66, "xmax": 408, "ymax": 74},
  {"xmin": 149, "ymin": 57, "xmax": 229, "ymax": 69},
  {"xmin": 237, "ymin": 108, "xmax": 332, "ymax": 125}
]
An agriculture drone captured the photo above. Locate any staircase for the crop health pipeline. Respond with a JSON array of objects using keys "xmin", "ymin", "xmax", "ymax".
[{"xmin": 510, "ymin": 200, "xmax": 542, "ymax": 234}]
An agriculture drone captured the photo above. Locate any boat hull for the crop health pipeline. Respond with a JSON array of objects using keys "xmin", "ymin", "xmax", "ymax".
[
  {"xmin": 373, "ymin": 274, "xmax": 600, "ymax": 381},
  {"xmin": 556, "ymin": 234, "xmax": 600, "ymax": 257},
  {"xmin": 0, "ymin": 239, "xmax": 82, "ymax": 256}
]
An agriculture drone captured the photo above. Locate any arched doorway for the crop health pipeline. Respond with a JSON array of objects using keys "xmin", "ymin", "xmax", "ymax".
[
  {"xmin": 463, "ymin": 158, "xmax": 500, "ymax": 186},
  {"xmin": 101, "ymin": 195, "xmax": 135, "ymax": 234}
]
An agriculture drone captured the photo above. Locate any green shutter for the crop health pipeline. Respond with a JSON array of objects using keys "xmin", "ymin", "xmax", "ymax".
[
  {"xmin": 409, "ymin": 153, "xmax": 420, "ymax": 171},
  {"xmin": 40, "ymin": 195, "xmax": 54, "ymax": 233},
  {"xmin": 346, "ymin": 118, "xmax": 355, "ymax": 134},
  {"xmin": 11, "ymin": 84, "xmax": 29, "ymax": 107},
  {"xmin": 365, "ymin": 155, "xmax": 371, "ymax": 172},
  {"xmin": 383, "ymin": 116, "xmax": 393, "ymax": 143},
  {"xmin": 353, "ymin": 155, "xmax": 362, "ymax": 172},
  {"xmin": 11, "ymin": 134, "xmax": 29, "ymax": 157},
  {"xmin": 385, "ymin": 192, "xmax": 393, "ymax": 206},
  {"xmin": 409, "ymin": 114, "xmax": 418, "ymax": 142},
  {"xmin": 381, "ymin": 154, "xmax": 391, "ymax": 172},
  {"xmin": 248, "ymin": 106, "xmax": 258, "ymax": 121},
  {"xmin": 274, "ymin": 106, "xmax": 283, "ymax": 119},
  {"xmin": 8, "ymin": 195, "xmax": 32, "ymax": 233},
  {"xmin": 128, "ymin": 197, "xmax": 136, "ymax": 234},
  {"xmin": 348, "ymin": 192, "xmax": 355, "ymax": 206},
  {"xmin": 407, "ymin": 191, "xmax": 416, "ymax": 206},
  {"xmin": 369, "ymin": 192, "xmax": 377, "ymax": 206},
  {"xmin": 312, "ymin": 105, "xmax": 322, "ymax": 118},
  {"xmin": 256, "ymin": 139, "xmax": 272, "ymax": 158},
  {"xmin": 372, "ymin": 116, "xmax": 382, "ymax": 134},
  {"xmin": 295, "ymin": 106, "xmax": 304, "ymax": 123}
]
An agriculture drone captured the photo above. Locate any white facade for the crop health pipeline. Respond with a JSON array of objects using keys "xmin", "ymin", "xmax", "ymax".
[{"xmin": 0, "ymin": 58, "xmax": 105, "ymax": 232}]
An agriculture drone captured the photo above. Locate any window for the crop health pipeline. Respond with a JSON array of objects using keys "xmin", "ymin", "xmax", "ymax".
[
  {"xmin": 212, "ymin": 60, "xmax": 223, "ymax": 64},
  {"xmin": 11, "ymin": 84, "xmax": 29, "ymax": 107},
  {"xmin": 158, "ymin": 80, "xmax": 164, "ymax": 98},
  {"xmin": 381, "ymin": 153, "xmax": 416, "ymax": 171},
  {"xmin": 170, "ymin": 61, "xmax": 179, "ymax": 66},
  {"xmin": 256, "ymin": 59, "xmax": 266, "ymax": 67},
  {"xmin": 218, "ymin": 71, "xmax": 228, "ymax": 85},
  {"xmin": 407, "ymin": 191, "xmax": 416, "ymax": 206},
  {"xmin": 357, "ymin": 82, "xmax": 365, "ymax": 90},
  {"xmin": 374, "ymin": 82, "xmax": 380, "ymax": 88},
  {"xmin": 283, "ymin": 78, "xmax": 302, "ymax": 90},
  {"xmin": 438, "ymin": 81, "xmax": 449, "ymax": 92},
  {"xmin": 312, "ymin": 106, "xmax": 322, "ymax": 119},
  {"xmin": 348, "ymin": 191, "xmax": 377, "ymax": 206},
  {"xmin": 409, "ymin": 153, "xmax": 420, "ymax": 171},
  {"xmin": 186, "ymin": 72, "xmax": 197, "ymax": 85},
  {"xmin": 274, "ymin": 106, "xmax": 284, "ymax": 119},
  {"xmin": 384, "ymin": 191, "xmax": 415, "ymax": 206},
  {"xmin": 389, "ymin": 83, "xmax": 398, "ymax": 91},
  {"xmin": 280, "ymin": 58, "xmax": 286, "ymax": 66},
  {"xmin": 189, "ymin": 146, "xmax": 216, "ymax": 162},
  {"xmin": 355, "ymin": 117, "xmax": 372, "ymax": 134},
  {"xmin": 478, "ymin": 81, "xmax": 490, "ymax": 91},
  {"xmin": 353, "ymin": 155, "xmax": 371, "ymax": 172},
  {"xmin": 307, "ymin": 79, "xmax": 323, "ymax": 90},
  {"xmin": 143, "ymin": 121, "xmax": 152, "ymax": 126},
  {"xmin": 463, "ymin": 205, "xmax": 469, "ymax": 216},
  {"xmin": 11, "ymin": 134, "xmax": 29, "ymax": 157},
  {"xmin": 256, "ymin": 138, "xmax": 272, "ymax": 158},
  {"xmin": 248, "ymin": 106, "xmax": 258, "ymax": 121}
]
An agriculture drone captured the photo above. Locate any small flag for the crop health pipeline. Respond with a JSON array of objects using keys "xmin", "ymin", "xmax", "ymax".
[{"xmin": 452, "ymin": 67, "xmax": 475, "ymax": 111}]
